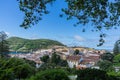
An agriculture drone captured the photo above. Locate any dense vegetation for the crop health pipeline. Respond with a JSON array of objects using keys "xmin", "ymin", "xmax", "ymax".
[
  {"xmin": 113, "ymin": 39, "xmax": 120, "ymax": 55},
  {"xmin": 0, "ymin": 31, "xmax": 9, "ymax": 57},
  {"xmin": 97, "ymin": 51, "xmax": 120, "ymax": 78},
  {"xmin": 7, "ymin": 37, "xmax": 64, "ymax": 52},
  {"xmin": 29, "ymin": 69, "xmax": 70, "ymax": 80},
  {"xmin": 0, "ymin": 57, "xmax": 36, "ymax": 80},
  {"xmin": 39, "ymin": 53, "xmax": 68, "ymax": 70},
  {"xmin": 76, "ymin": 68, "xmax": 119, "ymax": 80}
]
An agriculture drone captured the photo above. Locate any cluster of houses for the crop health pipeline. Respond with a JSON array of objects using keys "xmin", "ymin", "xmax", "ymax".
[
  {"xmin": 9, "ymin": 50, "xmax": 52, "ymax": 68},
  {"xmin": 53, "ymin": 46, "xmax": 106, "ymax": 69},
  {"xmin": 9, "ymin": 46, "xmax": 106, "ymax": 69}
]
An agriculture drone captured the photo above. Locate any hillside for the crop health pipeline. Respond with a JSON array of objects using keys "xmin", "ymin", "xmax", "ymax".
[{"xmin": 7, "ymin": 37, "xmax": 64, "ymax": 52}]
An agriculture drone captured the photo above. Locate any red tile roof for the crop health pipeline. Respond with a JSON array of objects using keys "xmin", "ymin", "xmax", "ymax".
[{"xmin": 67, "ymin": 55, "xmax": 81, "ymax": 61}]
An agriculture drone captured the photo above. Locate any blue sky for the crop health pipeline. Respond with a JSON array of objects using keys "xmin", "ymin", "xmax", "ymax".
[{"xmin": 0, "ymin": 0, "xmax": 120, "ymax": 50}]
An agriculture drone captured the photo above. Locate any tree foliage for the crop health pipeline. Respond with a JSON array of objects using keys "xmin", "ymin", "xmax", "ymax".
[
  {"xmin": 24, "ymin": 58, "xmax": 36, "ymax": 67},
  {"xmin": 101, "ymin": 52, "xmax": 114, "ymax": 62},
  {"xmin": 74, "ymin": 49, "xmax": 79, "ymax": 55},
  {"xmin": 0, "ymin": 57, "xmax": 35, "ymax": 79},
  {"xmin": 39, "ymin": 53, "xmax": 68, "ymax": 70},
  {"xmin": 62, "ymin": 0, "xmax": 120, "ymax": 30},
  {"xmin": 51, "ymin": 52, "xmax": 68, "ymax": 67},
  {"xmin": 97, "ymin": 60, "xmax": 113, "ymax": 71},
  {"xmin": 113, "ymin": 54, "xmax": 120, "ymax": 67},
  {"xmin": 58, "ymin": 59, "xmax": 68, "ymax": 67},
  {"xmin": 108, "ymin": 71, "xmax": 120, "ymax": 78},
  {"xmin": 0, "ymin": 68, "xmax": 15, "ymax": 80},
  {"xmin": 17, "ymin": 0, "xmax": 120, "ymax": 30},
  {"xmin": 38, "ymin": 63, "xmax": 56, "ymax": 71},
  {"xmin": 0, "ymin": 31, "xmax": 9, "ymax": 57},
  {"xmin": 76, "ymin": 68, "xmax": 119, "ymax": 80},
  {"xmin": 40, "ymin": 55, "xmax": 50, "ymax": 63},
  {"xmin": 113, "ymin": 40, "xmax": 120, "ymax": 55},
  {"xmin": 29, "ymin": 69, "xmax": 70, "ymax": 80},
  {"xmin": 51, "ymin": 53, "xmax": 61, "ymax": 65},
  {"xmin": 17, "ymin": 0, "xmax": 120, "ymax": 46},
  {"xmin": 113, "ymin": 54, "xmax": 120, "ymax": 63},
  {"xmin": 17, "ymin": 0, "xmax": 55, "ymax": 28}
]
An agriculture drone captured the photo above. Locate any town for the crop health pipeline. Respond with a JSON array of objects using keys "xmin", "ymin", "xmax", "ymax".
[
  {"xmin": 1, "ymin": 0, "xmax": 120, "ymax": 80},
  {"xmin": 9, "ymin": 46, "xmax": 106, "ymax": 69}
]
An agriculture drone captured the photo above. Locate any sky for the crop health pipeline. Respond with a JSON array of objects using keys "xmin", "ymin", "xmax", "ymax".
[{"xmin": 0, "ymin": 0, "xmax": 120, "ymax": 50}]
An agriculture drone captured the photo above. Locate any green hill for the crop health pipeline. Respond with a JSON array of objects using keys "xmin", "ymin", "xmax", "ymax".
[{"xmin": 7, "ymin": 37, "xmax": 64, "ymax": 52}]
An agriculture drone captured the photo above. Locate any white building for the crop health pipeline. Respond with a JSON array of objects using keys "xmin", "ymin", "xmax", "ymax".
[{"xmin": 67, "ymin": 55, "xmax": 81, "ymax": 68}]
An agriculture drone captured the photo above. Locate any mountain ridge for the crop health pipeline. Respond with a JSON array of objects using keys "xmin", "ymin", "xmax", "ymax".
[{"xmin": 7, "ymin": 37, "xmax": 64, "ymax": 52}]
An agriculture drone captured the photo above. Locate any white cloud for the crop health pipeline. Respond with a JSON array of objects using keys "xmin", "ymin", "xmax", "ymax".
[{"xmin": 74, "ymin": 35, "xmax": 85, "ymax": 42}]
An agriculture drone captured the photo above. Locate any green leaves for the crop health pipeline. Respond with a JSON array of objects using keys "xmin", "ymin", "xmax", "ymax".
[
  {"xmin": 0, "ymin": 68, "xmax": 15, "ymax": 80},
  {"xmin": 113, "ymin": 54, "xmax": 120, "ymax": 63},
  {"xmin": 39, "ymin": 53, "xmax": 68, "ymax": 71},
  {"xmin": 97, "ymin": 60, "xmax": 113, "ymax": 71},
  {"xmin": 40, "ymin": 55, "xmax": 50, "ymax": 63},
  {"xmin": 101, "ymin": 53, "xmax": 114, "ymax": 62},
  {"xmin": 113, "ymin": 40, "xmax": 120, "ymax": 55},
  {"xmin": 0, "ymin": 58, "xmax": 35, "ymax": 79},
  {"xmin": 29, "ymin": 69, "xmax": 70, "ymax": 80},
  {"xmin": 18, "ymin": 0, "xmax": 120, "ymax": 30},
  {"xmin": 17, "ymin": 0, "xmax": 120, "ymax": 46},
  {"xmin": 0, "ymin": 31, "xmax": 9, "ymax": 57},
  {"xmin": 63, "ymin": 0, "xmax": 109, "ymax": 29},
  {"xmin": 76, "ymin": 68, "xmax": 109, "ymax": 80},
  {"xmin": 17, "ymin": 0, "xmax": 55, "ymax": 28}
]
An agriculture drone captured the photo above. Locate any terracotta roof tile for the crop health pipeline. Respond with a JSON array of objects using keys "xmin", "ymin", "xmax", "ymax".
[{"xmin": 67, "ymin": 55, "xmax": 81, "ymax": 61}]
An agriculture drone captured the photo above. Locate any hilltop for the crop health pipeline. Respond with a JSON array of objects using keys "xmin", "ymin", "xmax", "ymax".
[{"xmin": 7, "ymin": 37, "xmax": 64, "ymax": 52}]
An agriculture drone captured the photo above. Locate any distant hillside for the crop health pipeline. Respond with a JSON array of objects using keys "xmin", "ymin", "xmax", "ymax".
[{"xmin": 7, "ymin": 37, "xmax": 64, "ymax": 52}]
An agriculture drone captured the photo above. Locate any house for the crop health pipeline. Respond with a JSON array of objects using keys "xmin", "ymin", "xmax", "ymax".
[
  {"xmin": 76, "ymin": 54, "xmax": 100, "ymax": 69},
  {"xmin": 67, "ymin": 55, "xmax": 81, "ymax": 68},
  {"xmin": 81, "ymin": 55, "xmax": 100, "ymax": 66},
  {"xmin": 68, "ymin": 48, "xmax": 74, "ymax": 55}
]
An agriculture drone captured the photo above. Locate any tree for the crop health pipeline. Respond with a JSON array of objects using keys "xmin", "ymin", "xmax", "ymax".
[
  {"xmin": 74, "ymin": 49, "xmax": 79, "ymax": 55},
  {"xmin": 13, "ymin": 63, "xmax": 35, "ymax": 79},
  {"xmin": 76, "ymin": 68, "xmax": 119, "ymax": 80},
  {"xmin": 58, "ymin": 60, "xmax": 68, "ymax": 67},
  {"xmin": 29, "ymin": 69, "xmax": 70, "ymax": 80},
  {"xmin": 77, "ymin": 68, "xmax": 107, "ymax": 80},
  {"xmin": 38, "ymin": 63, "xmax": 56, "ymax": 71},
  {"xmin": 40, "ymin": 55, "xmax": 50, "ymax": 63},
  {"xmin": 101, "ymin": 53, "xmax": 114, "ymax": 62},
  {"xmin": 24, "ymin": 58, "xmax": 36, "ymax": 67},
  {"xmin": 0, "ymin": 68, "xmax": 15, "ymax": 80},
  {"xmin": 17, "ymin": 0, "xmax": 120, "ymax": 45},
  {"xmin": 17, "ymin": 0, "xmax": 55, "ymax": 28},
  {"xmin": 39, "ymin": 53, "xmax": 68, "ymax": 70},
  {"xmin": 113, "ymin": 40, "xmax": 120, "ymax": 55},
  {"xmin": 17, "ymin": 0, "xmax": 120, "ymax": 30},
  {"xmin": 0, "ymin": 31, "xmax": 9, "ymax": 57},
  {"xmin": 0, "ymin": 58, "xmax": 35, "ymax": 79},
  {"xmin": 97, "ymin": 60, "xmax": 113, "ymax": 71},
  {"xmin": 51, "ymin": 53, "xmax": 61, "ymax": 65},
  {"xmin": 113, "ymin": 54, "xmax": 120, "ymax": 63},
  {"xmin": 51, "ymin": 52, "xmax": 68, "ymax": 67}
]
